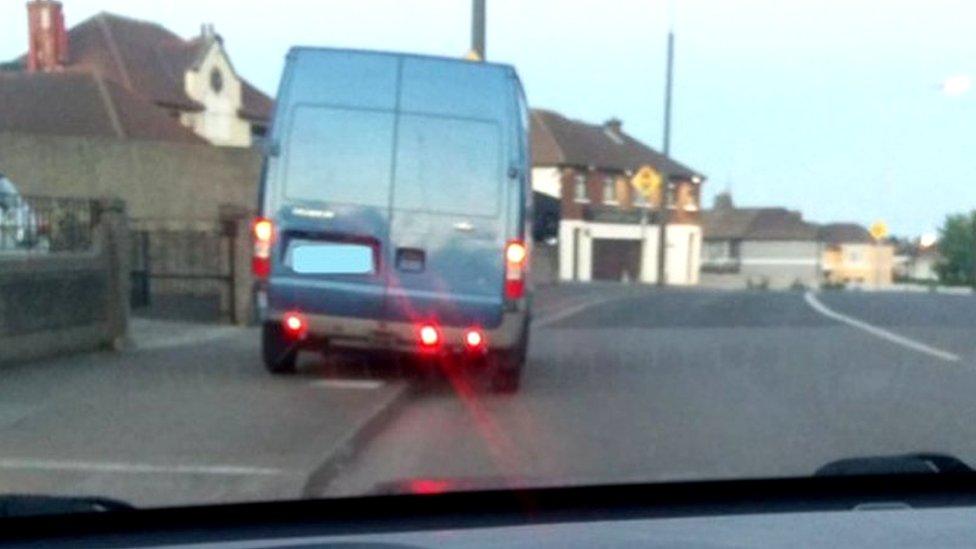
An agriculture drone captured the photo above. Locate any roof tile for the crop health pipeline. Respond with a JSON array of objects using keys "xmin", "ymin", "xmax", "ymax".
[
  {"xmin": 530, "ymin": 108, "xmax": 703, "ymax": 179},
  {"xmin": 0, "ymin": 71, "xmax": 203, "ymax": 143}
]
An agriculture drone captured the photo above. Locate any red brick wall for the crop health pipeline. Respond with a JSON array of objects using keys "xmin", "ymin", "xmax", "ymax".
[
  {"xmin": 557, "ymin": 166, "xmax": 701, "ymax": 225},
  {"xmin": 670, "ymin": 180, "xmax": 701, "ymax": 224}
]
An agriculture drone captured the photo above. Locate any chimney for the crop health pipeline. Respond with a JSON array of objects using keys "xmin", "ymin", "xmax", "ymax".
[
  {"xmin": 714, "ymin": 192, "xmax": 734, "ymax": 210},
  {"xmin": 603, "ymin": 118, "xmax": 623, "ymax": 134},
  {"xmin": 200, "ymin": 23, "xmax": 223, "ymax": 44},
  {"xmin": 26, "ymin": 0, "xmax": 68, "ymax": 72}
]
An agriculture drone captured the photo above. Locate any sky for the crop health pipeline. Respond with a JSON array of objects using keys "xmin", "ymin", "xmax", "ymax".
[{"xmin": 2, "ymin": 0, "xmax": 975, "ymax": 237}]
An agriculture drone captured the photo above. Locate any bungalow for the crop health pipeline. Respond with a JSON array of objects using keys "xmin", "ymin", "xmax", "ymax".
[{"xmin": 701, "ymin": 193, "xmax": 821, "ymax": 289}]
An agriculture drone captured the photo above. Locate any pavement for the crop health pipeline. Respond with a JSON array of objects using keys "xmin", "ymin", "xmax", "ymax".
[
  {"xmin": 0, "ymin": 320, "xmax": 411, "ymax": 507},
  {"xmin": 4, "ymin": 285, "xmax": 976, "ymax": 507}
]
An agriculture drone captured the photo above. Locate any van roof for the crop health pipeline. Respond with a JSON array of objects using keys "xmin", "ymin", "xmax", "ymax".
[{"xmin": 286, "ymin": 46, "xmax": 517, "ymax": 74}]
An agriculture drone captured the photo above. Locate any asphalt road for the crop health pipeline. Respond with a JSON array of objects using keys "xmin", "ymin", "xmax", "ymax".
[
  {"xmin": 319, "ymin": 286, "xmax": 976, "ymax": 497},
  {"xmin": 4, "ymin": 285, "xmax": 976, "ymax": 508}
]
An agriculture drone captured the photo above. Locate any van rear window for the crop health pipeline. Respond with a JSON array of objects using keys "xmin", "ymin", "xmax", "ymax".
[
  {"xmin": 393, "ymin": 115, "xmax": 501, "ymax": 218},
  {"xmin": 283, "ymin": 105, "xmax": 395, "ymax": 208}
]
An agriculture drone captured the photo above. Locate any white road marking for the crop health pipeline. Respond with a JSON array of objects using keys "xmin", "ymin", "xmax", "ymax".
[
  {"xmin": 804, "ymin": 291, "xmax": 961, "ymax": 362},
  {"xmin": 0, "ymin": 459, "xmax": 285, "ymax": 476},
  {"xmin": 309, "ymin": 379, "xmax": 385, "ymax": 390}
]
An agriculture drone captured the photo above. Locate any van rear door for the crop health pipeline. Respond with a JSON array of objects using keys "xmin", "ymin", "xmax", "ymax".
[
  {"xmin": 268, "ymin": 51, "xmax": 398, "ymax": 321},
  {"xmin": 386, "ymin": 59, "xmax": 514, "ymax": 329}
]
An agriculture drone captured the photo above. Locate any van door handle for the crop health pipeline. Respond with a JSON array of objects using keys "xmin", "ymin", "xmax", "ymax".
[{"xmin": 453, "ymin": 221, "xmax": 475, "ymax": 232}]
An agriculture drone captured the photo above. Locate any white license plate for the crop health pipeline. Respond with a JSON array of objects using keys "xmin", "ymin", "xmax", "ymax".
[{"xmin": 290, "ymin": 243, "xmax": 375, "ymax": 275}]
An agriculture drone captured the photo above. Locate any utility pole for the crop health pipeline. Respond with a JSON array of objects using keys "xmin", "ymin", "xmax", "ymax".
[
  {"xmin": 656, "ymin": 28, "xmax": 675, "ymax": 287},
  {"xmin": 970, "ymin": 211, "xmax": 976, "ymax": 288},
  {"xmin": 471, "ymin": 0, "xmax": 486, "ymax": 60}
]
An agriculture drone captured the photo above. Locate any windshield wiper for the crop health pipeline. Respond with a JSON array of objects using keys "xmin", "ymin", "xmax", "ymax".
[
  {"xmin": 815, "ymin": 453, "xmax": 974, "ymax": 477},
  {"xmin": 0, "ymin": 495, "xmax": 134, "ymax": 517}
]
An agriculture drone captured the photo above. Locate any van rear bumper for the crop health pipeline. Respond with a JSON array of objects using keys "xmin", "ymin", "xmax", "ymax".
[{"xmin": 264, "ymin": 309, "xmax": 528, "ymax": 354}]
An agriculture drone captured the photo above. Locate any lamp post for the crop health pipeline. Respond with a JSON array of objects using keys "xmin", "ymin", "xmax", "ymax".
[
  {"xmin": 657, "ymin": 29, "xmax": 675, "ymax": 286},
  {"xmin": 471, "ymin": 0, "xmax": 486, "ymax": 60}
]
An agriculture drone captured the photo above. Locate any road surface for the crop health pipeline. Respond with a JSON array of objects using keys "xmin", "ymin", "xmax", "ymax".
[
  {"xmin": 2, "ymin": 285, "xmax": 976, "ymax": 506},
  {"xmin": 318, "ymin": 286, "xmax": 976, "ymax": 496}
]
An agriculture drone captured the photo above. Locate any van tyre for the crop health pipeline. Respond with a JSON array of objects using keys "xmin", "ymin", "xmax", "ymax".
[{"xmin": 262, "ymin": 323, "xmax": 298, "ymax": 374}]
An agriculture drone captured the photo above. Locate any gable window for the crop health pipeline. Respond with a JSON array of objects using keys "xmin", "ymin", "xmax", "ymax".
[
  {"xmin": 602, "ymin": 177, "xmax": 617, "ymax": 204},
  {"xmin": 573, "ymin": 174, "xmax": 588, "ymax": 203},
  {"xmin": 210, "ymin": 68, "xmax": 224, "ymax": 93}
]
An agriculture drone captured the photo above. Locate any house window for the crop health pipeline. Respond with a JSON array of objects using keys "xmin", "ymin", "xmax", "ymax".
[
  {"xmin": 602, "ymin": 177, "xmax": 617, "ymax": 204},
  {"xmin": 210, "ymin": 68, "xmax": 224, "ymax": 93},
  {"xmin": 573, "ymin": 174, "xmax": 588, "ymax": 203},
  {"xmin": 703, "ymin": 241, "xmax": 728, "ymax": 262}
]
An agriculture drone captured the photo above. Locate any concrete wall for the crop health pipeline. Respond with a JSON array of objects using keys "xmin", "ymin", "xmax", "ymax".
[
  {"xmin": 0, "ymin": 132, "xmax": 261, "ymax": 230},
  {"xmin": 701, "ymin": 239, "xmax": 821, "ymax": 289},
  {"xmin": 0, "ymin": 200, "xmax": 129, "ymax": 365},
  {"xmin": 740, "ymin": 240, "xmax": 821, "ymax": 288}
]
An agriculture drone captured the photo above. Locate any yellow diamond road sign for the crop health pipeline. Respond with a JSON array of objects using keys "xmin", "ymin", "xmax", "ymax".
[
  {"xmin": 869, "ymin": 220, "xmax": 888, "ymax": 241},
  {"xmin": 631, "ymin": 165, "xmax": 662, "ymax": 199}
]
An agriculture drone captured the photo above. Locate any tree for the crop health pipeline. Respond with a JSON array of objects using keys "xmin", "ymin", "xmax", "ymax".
[{"xmin": 935, "ymin": 212, "xmax": 976, "ymax": 285}]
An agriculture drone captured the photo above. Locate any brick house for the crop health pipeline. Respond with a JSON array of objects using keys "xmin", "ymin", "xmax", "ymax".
[
  {"xmin": 530, "ymin": 109, "xmax": 705, "ymax": 285},
  {"xmin": 1, "ymin": 1, "xmax": 272, "ymax": 147}
]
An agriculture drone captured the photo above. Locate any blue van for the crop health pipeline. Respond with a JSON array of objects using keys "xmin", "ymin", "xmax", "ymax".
[{"xmin": 253, "ymin": 48, "xmax": 532, "ymax": 392}]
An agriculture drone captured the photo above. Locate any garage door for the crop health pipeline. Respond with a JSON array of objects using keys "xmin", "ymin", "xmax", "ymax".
[{"xmin": 591, "ymin": 239, "xmax": 641, "ymax": 281}]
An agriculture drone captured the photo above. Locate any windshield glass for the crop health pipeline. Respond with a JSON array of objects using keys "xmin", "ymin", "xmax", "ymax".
[{"xmin": 0, "ymin": 0, "xmax": 973, "ymax": 514}]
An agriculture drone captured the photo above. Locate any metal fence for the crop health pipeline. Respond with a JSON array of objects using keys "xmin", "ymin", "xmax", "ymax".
[
  {"xmin": 0, "ymin": 193, "xmax": 97, "ymax": 253},
  {"xmin": 130, "ymin": 227, "xmax": 239, "ymax": 322}
]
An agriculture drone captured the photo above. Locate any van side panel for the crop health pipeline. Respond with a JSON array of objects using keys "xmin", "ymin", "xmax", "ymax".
[{"xmin": 266, "ymin": 51, "xmax": 399, "ymax": 320}]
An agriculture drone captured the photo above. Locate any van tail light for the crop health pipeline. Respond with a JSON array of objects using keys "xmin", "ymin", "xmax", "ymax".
[
  {"xmin": 282, "ymin": 311, "xmax": 307, "ymax": 340},
  {"xmin": 464, "ymin": 328, "xmax": 487, "ymax": 352},
  {"xmin": 505, "ymin": 240, "xmax": 527, "ymax": 299},
  {"xmin": 252, "ymin": 217, "xmax": 274, "ymax": 278},
  {"xmin": 418, "ymin": 324, "xmax": 441, "ymax": 348}
]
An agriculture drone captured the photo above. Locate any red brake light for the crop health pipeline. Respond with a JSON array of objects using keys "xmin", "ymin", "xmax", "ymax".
[
  {"xmin": 282, "ymin": 312, "xmax": 306, "ymax": 339},
  {"xmin": 464, "ymin": 329, "xmax": 486, "ymax": 351},
  {"xmin": 419, "ymin": 324, "xmax": 440, "ymax": 348},
  {"xmin": 252, "ymin": 217, "xmax": 274, "ymax": 278},
  {"xmin": 505, "ymin": 240, "xmax": 527, "ymax": 299},
  {"xmin": 252, "ymin": 257, "xmax": 271, "ymax": 278}
]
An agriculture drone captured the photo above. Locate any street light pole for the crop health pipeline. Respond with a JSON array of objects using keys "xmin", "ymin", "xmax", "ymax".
[
  {"xmin": 471, "ymin": 0, "xmax": 486, "ymax": 60},
  {"xmin": 656, "ymin": 29, "xmax": 675, "ymax": 287}
]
